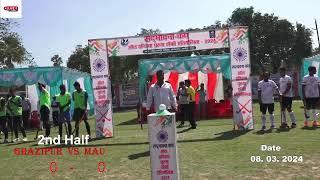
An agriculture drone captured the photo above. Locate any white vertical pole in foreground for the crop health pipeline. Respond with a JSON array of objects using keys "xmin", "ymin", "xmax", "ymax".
[
  {"xmin": 229, "ymin": 27, "xmax": 254, "ymax": 130},
  {"xmin": 148, "ymin": 105, "xmax": 179, "ymax": 180},
  {"xmin": 88, "ymin": 40, "xmax": 114, "ymax": 138}
]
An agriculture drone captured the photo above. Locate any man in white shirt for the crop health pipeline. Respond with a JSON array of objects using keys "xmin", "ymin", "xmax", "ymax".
[
  {"xmin": 302, "ymin": 66, "xmax": 320, "ymax": 127},
  {"xmin": 258, "ymin": 72, "xmax": 280, "ymax": 130},
  {"xmin": 147, "ymin": 70, "xmax": 177, "ymax": 113},
  {"xmin": 279, "ymin": 67, "xmax": 296, "ymax": 128}
]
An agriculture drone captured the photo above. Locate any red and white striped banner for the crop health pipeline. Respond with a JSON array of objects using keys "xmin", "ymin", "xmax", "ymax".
[{"xmin": 149, "ymin": 71, "xmax": 224, "ymax": 102}]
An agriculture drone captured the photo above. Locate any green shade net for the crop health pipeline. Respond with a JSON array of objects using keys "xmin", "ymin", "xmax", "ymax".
[
  {"xmin": 138, "ymin": 54, "xmax": 231, "ymax": 101},
  {"xmin": 0, "ymin": 66, "xmax": 94, "ymax": 115},
  {"xmin": 300, "ymin": 55, "xmax": 320, "ymax": 97}
]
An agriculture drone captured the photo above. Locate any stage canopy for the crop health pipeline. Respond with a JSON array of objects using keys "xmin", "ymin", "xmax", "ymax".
[
  {"xmin": 138, "ymin": 55, "xmax": 231, "ymax": 101},
  {"xmin": 302, "ymin": 54, "xmax": 320, "ymax": 76},
  {"xmin": 0, "ymin": 66, "xmax": 94, "ymax": 113}
]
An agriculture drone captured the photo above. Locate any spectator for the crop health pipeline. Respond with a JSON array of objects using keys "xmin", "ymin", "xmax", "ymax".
[
  {"xmin": 21, "ymin": 95, "xmax": 31, "ymax": 129},
  {"xmin": 185, "ymin": 79, "xmax": 197, "ymax": 129},
  {"xmin": 177, "ymin": 81, "xmax": 189, "ymax": 127},
  {"xmin": 197, "ymin": 83, "xmax": 207, "ymax": 120},
  {"xmin": 146, "ymin": 70, "xmax": 177, "ymax": 113}
]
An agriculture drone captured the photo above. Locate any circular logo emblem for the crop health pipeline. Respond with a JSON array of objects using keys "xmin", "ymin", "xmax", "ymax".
[
  {"xmin": 233, "ymin": 48, "xmax": 247, "ymax": 62},
  {"xmin": 93, "ymin": 59, "xmax": 106, "ymax": 72},
  {"xmin": 156, "ymin": 130, "xmax": 168, "ymax": 143},
  {"xmin": 121, "ymin": 39, "xmax": 129, "ymax": 46}
]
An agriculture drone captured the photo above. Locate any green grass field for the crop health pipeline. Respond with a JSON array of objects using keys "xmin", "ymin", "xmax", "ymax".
[{"xmin": 1, "ymin": 101, "xmax": 320, "ymax": 180}]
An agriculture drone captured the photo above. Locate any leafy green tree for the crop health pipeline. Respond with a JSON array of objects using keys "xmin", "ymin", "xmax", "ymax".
[
  {"xmin": 228, "ymin": 7, "xmax": 312, "ymax": 73},
  {"xmin": 51, "ymin": 54, "xmax": 63, "ymax": 66},
  {"xmin": 70, "ymin": 7, "xmax": 313, "ymax": 81},
  {"xmin": 67, "ymin": 45, "xmax": 90, "ymax": 73},
  {"xmin": 136, "ymin": 28, "xmax": 161, "ymax": 36},
  {"xmin": 0, "ymin": 19, "xmax": 33, "ymax": 68},
  {"xmin": 292, "ymin": 23, "xmax": 312, "ymax": 68}
]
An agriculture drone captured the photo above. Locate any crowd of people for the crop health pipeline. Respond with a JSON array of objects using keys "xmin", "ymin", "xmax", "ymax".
[
  {"xmin": 146, "ymin": 66, "xmax": 320, "ymax": 131},
  {"xmin": 2, "ymin": 66, "xmax": 317, "ymax": 143},
  {"xmin": 0, "ymin": 81, "xmax": 91, "ymax": 143},
  {"xmin": 258, "ymin": 66, "xmax": 320, "ymax": 130},
  {"xmin": 146, "ymin": 70, "xmax": 207, "ymax": 129}
]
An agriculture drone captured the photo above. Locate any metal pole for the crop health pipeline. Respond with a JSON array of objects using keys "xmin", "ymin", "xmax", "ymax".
[{"xmin": 315, "ymin": 19, "xmax": 320, "ymax": 50}]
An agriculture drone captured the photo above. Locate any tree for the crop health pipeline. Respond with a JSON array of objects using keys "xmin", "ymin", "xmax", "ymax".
[
  {"xmin": 136, "ymin": 28, "xmax": 161, "ymax": 36},
  {"xmin": 292, "ymin": 23, "xmax": 312, "ymax": 67},
  {"xmin": 228, "ymin": 7, "xmax": 312, "ymax": 73},
  {"xmin": 69, "ymin": 8, "xmax": 313, "ymax": 81},
  {"xmin": 51, "ymin": 54, "xmax": 63, "ymax": 66},
  {"xmin": 67, "ymin": 45, "xmax": 90, "ymax": 73},
  {"xmin": 0, "ymin": 19, "xmax": 33, "ymax": 68},
  {"xmin": 108, "ymin": 28, "xmax": 164, "ymax": 83}
]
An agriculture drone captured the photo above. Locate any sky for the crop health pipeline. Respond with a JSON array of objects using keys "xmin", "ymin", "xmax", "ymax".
[{"xmin": 13, "ymin": 0, "xmax": 320, "ymax": 67}]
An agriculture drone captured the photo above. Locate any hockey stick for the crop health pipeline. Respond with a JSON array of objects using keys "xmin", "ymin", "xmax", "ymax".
[
  {"xmin": 34, "ymin": 119, "xmax": 43, "ymax": 140},
  {"xmin": 10, "ymin": 117, "xmax": 13, "ymax": 142},
  {"xmin": 235, "ymin": 99, "xmax": 252, "ymax": 113},
  {"xmin": 63, "ymin": 122, "xmax": 69, "ymax": 136},
  {"xmin": 71, "ymin": 110, "xmax": 87, "ymax": 135},
  {"xmin": 140, "ymin": 107, "xmax": 143, "ymax": 130},
  {"xmin": 302, "ymin": 99, "xmax": 310, "ymax": 119},
  {"xmin": 279, "ymin": 96, "xmax": 288, "ymax": 128},
  {"xmin": 34, "ymin": 129, "xmax": 39, "ymax": 140}
]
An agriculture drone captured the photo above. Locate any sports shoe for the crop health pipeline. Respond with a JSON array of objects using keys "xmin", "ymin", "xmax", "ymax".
[
  {"xmin": 177, "ymin": 123, "xmax": 184, "ymax": 128},
  {"xmin": 3, "ymin": 139, "xmax": 8, "ymax": 143},
  {"xmin": 270, "ymin": 125, "xmax": 275, "ymax": 129},
  {"xmin": 261, "ymin": 126, "xmax": 266, "ymax": 131},
  {"xmin": 304, "ymin": 121, "xmax": 308, "ymax": 127},
  {"xmin": 313, "ymin": 121, "xmax": 318, "ymax": 127},
  {"xmin": 13, "ymin": 138, "xmax": 19, "ymax": 143},
  {"xmin": 239, "ymin": 126, "xmax": 245, "ymax": 131},
  {"xmin": 22, "ymin": 137, "xmax": 28, "ymax": 142},
  {"xmin": 291, "ymin": 123, "xmax": 297, "ymax": 128},
  {"xmin": 280, "ymin": 123, "xmax": 288, "ymax": 129}
]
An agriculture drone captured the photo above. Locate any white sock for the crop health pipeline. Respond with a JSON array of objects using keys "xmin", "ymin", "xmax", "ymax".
[
  {"xmin": 312, "ymin": 109, "xmax": 318, "ymax": 122},
  {"xmin": 289, "ymin": 112, "xmax": 296, "ymax": 124},
  {"xmin": 40, "ymin": 121, "xmax": 43, "ymax": 130},
  {"xmin": 261, "ymin": 114, "xmax": 266, "ymax": 127},
  {"xmin": 281, "ymin": 111, "xmax": 287, "ymax": 124},
  {"xmin": 270, "ymin": 114, "xmax": 275, "ymax": 127}
]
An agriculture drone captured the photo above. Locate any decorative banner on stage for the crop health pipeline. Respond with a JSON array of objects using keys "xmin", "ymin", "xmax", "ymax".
[
  {"xmin": 148, "ymin": 111, "xmax": 179, "ymax": 180},
  {"xmin": 89, "ymin": 39, "xmax": 114, "ymax": 138},
  {"xmin": 229, "ymin": 27, "xmax": 254, "ymax": 130},
  {"xmin": 106, "ymin": 30, "xmax": 229, "ymax": 57},
  {"xmin": 88, "ymin": 26, "xmax": 252, "ymax": 139}
]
